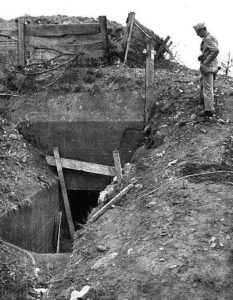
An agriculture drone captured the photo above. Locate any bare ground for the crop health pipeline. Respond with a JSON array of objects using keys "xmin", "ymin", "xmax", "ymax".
[{"xmin": 48, "ymin": 64, "xmax": 233, "ymax": 300}]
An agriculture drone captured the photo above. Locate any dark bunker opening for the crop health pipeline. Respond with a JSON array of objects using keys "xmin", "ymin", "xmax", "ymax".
[{"xmin": 67, "ymin": 190, "xmax": 100, "ymax": 230}]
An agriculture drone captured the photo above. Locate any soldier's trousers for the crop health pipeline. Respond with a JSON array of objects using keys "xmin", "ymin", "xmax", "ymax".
[{"xmin": 200, "ymin": 73, "xmax": 215, "ymax": 112}]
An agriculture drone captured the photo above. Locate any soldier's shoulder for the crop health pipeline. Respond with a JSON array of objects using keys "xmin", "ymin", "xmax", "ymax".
[{"xmin": 206, "ymin": 33, "xmax": 217, "ymax": 41}]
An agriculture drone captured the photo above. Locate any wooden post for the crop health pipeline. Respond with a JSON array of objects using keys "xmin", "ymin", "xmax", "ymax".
[
  {"xmin": 99, "ymin": 16, "xmax": 111, "ymax": 63},
  {"xmin": 53, "ymin": 147, "xmax": 74, "ymax": 238},
  {"xmin": 18, "ymin": 17, "xmax": 25, "ymax": 66},
  {"xmin": 113, "ymin": 150, "xmax": 123, "ymax": 182},
  {"xmin": 123, "ymin": 12, "xmax": 135, "ymax": 65},
  {"xmin": 145, "ymin": 42, "xmax": 155, "ymax": 124}
]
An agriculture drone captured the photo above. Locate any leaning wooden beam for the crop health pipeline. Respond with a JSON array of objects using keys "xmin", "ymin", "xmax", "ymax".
[
  {"xmin": 123, "ymin": 12, "xmax": 135, "ymax": 64},
  {"xmin": 113, "ymin": 150, "xmax": 123, "ymax": 182},
  {"xmin": 53, "ymin": 148, "xmax": 74, "ymax": 238},
  {"xmin": 46, "ymin": 155, "xmax": 116, "ymax": 177},
  {"xmin": 88, "ymin": 183, "xmax": 135, "ymax": 223},
  {"xmin": 56, "ymin": 212, "xmax": 62, "ymax": 253}
]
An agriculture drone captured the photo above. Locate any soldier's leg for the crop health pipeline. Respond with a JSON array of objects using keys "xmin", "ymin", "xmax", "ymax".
[
  {"xmin": 199, "ymin": 74, "xmax": 204, "ymax": 107},
  {"xmin": 203, "ymin": 73, "xmax": 214, "ymax": 113}
]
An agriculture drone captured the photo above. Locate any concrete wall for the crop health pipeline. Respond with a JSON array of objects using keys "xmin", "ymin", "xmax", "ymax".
[
  {"xmin": 19, "ymin": 120, "xmax": 143, "ymax": 190},
  {"xmin": 11, "ymin": 86, "xmax": 144, "ymax": 190},
  {"xmin": 0, "ymin": 183, "xmax": 61, "ymax": 253}
]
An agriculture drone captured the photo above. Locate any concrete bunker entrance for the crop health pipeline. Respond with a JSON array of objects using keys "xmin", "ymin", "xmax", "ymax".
[
  {"xmin": 0, "ymin": 184, "xmax": 103, "ymax": 254},
  {"xmin": 0, "ymin": 119, "xmax": 143, "ymax": 254},
  {"xmin": 68, "ymin": 189, "xmax": 100, "ymax": 230}
]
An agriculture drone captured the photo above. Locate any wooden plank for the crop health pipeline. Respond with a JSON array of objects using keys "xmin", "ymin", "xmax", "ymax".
[
  {"xmin": 98, "ymin": 16, "xmax": 111, "ymax": 62},
  {"xmin": 113, "ymin": 150, "xmax": 123, "ymax": 182},
  {"xmin": 131, "ymin": 25, "xmax": 156, "ymax": 45},
  {"xmin": 26, "ymin": 33, "xmax": 103, "ymax": 47},
  {"xmin": 46, "ymin": 155, "xmax": 116, "ymax": 177},
  {"xmin": 18, "ymin": 17, "xmax": 25, "ymax": 66},
  {"xmin": 131, "ymin": 28, "xmax": 154, "ymax": 49},
  {"xmin": 130, "ymin": 36, "xmax": 146, "ymax": 49},
  {"xmin": 53, "ymin": 148, "xmax": 74, "ymax": 238},
  {"xmin": 30, "ymin": 41, "xmax": 104, "ymax": 53},
  {"xmin": 145, "ymin": 43, "xmax": 155, "ymax": 124},
  {"xmin": 123, "ymin": 12, "xmax": 135, "ymax": 64},
  {"xmin": 56, "ymin": 212, "xmax": 62, "ymax": 253},
  {"xmin": 88, "ymin": 183, "xmax": 135, "ymax": 223},
  {"xmin": 25, "ymin": 23, "xmax": 100, "ymax": 37},
  {"xmin": 0, "ymin": 21, "xmax": 18, "ymax": 36}
]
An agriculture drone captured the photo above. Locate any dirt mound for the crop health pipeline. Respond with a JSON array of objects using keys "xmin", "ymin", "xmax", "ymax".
[
  {"xmin": 0, "ymin": 115, "xmax": 56, "ymax": 216},
  {"xmin": 48, "ymin": 65, "xmax": 233, "ymax": 299}
]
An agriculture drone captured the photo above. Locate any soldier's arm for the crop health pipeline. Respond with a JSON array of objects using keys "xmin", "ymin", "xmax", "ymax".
[{"xmin": 204, "ymin": 36, "xmax": 219, "ymax": 64}]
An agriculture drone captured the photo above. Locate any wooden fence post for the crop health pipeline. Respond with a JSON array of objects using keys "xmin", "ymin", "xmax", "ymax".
[
  {"xmin": 99, "ymin": 16, "xmax": 111, "ymax": 63},
  {"xmin": 113, "ymin": 150, "xmax": 123, "ymax": 182},
  {"xmin": 18, "ymin": 17, "xmax": 25, "ymax": 66},
  {"xmin": 53, "ymin": 147, "xmax": 74, "ymax": 238},
  {"xmin": 123, "ymin": 12, "xmax": 135, "ymax": 65},
  {"xmin": 145, "ymin": 42, "xmax": 155, "ymax": 124}
]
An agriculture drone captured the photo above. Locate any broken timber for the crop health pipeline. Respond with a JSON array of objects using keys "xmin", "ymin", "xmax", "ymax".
[{"xmin": 53, "ymin": 147, "xmax": 74, "ymax": 237}]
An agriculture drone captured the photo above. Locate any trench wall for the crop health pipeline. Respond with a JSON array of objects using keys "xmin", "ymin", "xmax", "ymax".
[
  {"xmin": 0, "ymin": 183, "xmax": 61, "ymax": 253},
  {"xmin": 19, "ymin": 120, "xmax": 143, "ymax": 190}
]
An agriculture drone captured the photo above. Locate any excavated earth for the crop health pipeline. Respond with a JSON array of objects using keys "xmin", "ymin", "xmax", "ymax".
[
  {"xmin": 47, "ymin": 64, "xmax": 233, "ymax": 300},
  {"xmin": 1, "ymin": 59, "xmax": 233, "ymax": 300}
]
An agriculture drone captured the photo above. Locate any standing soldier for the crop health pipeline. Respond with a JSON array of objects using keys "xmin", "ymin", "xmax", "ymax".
[{"xmin": 193, "ymin": 23, "xmax": 219, "ymax": 120}]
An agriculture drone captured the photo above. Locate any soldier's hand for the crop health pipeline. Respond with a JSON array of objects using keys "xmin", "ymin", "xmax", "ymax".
[
  {"xmin": 198, "ymin": 55, "xmax": 204, "ymax": 62},
  {"xmin": 200, "ymin": 64, "xmax": 209, "ymax": 75}
]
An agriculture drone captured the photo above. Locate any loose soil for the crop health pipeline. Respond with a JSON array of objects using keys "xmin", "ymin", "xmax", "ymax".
[{"xmin": 47, "ymin": 64, "xmax": 233, "ymax": 300}]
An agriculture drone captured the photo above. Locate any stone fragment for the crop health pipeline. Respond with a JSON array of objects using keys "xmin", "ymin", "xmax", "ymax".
[
  {"xmin": 70, "ymin": 286, "xmax": 91, "ymax": 300},
  {"xmin": 91, "ymin": 252, "xmax": 118, "ymax": 270}
]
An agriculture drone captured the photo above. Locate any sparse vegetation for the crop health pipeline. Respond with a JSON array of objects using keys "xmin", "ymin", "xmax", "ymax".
[{"xmin": 221, "ymin": 51, "xmax": 233, "ymax": 76}]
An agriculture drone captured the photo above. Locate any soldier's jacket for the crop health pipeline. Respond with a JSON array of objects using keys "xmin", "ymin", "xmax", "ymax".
[{"xmin": 200, "ymin": 32, "xmax": 219, "ymax": 73}]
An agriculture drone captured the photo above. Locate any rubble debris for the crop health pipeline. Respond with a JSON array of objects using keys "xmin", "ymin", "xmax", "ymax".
[{"xmin": 70, "ymin": 286, "xmax": 92, "ymax": 300}]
